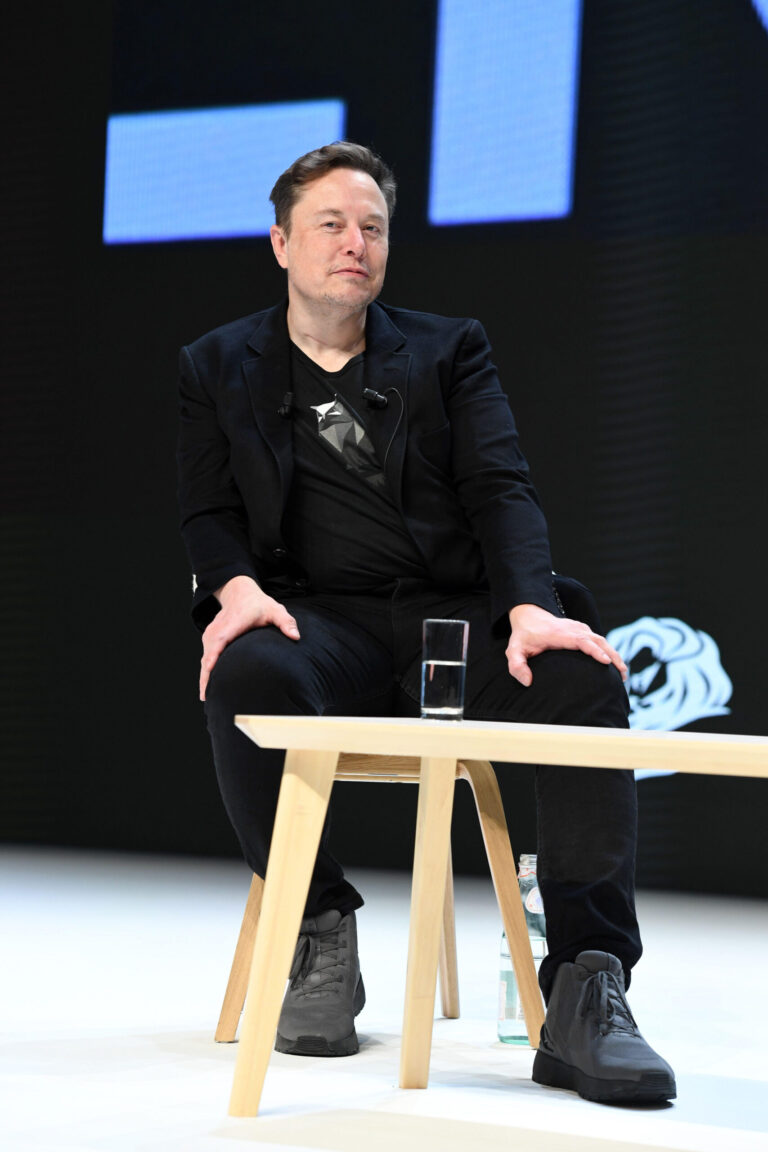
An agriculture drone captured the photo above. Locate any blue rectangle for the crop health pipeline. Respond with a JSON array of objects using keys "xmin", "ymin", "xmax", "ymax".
[
  {"xmin": 103, "ymin": 100, "xmax": 346, "ymax": 244},
  {"xmin": 429, "ymin": 0, "xmax": 582, "ymax": 225}
]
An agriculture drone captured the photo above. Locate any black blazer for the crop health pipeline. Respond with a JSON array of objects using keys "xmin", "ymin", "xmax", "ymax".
[{"xmin": 177, "ymin": 300, "xmax": 559, "ymax": 630}]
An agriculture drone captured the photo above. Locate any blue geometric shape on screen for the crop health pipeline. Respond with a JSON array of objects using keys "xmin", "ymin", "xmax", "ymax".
[
  {"xmin": 429, "ymin": 0, "xmax": 582, "ymax": 225},
  {"xmin": 606, "ymin": 617, "xmax": 733, "ymax": 781},
  {"xmin": 752, "ymin": 1, "xmax": 768, "ymax": 32},
  {"xmin": 103, "ymin": 100, "xmax": 346, "ymax": 244}
]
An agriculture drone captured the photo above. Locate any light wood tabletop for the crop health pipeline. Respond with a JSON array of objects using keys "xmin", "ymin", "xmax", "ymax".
[{"xmin": 235, "ymin": 714, "xmax": 768, "ymax": 778}]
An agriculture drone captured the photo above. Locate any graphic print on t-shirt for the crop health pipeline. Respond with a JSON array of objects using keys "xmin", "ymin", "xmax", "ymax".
[{"xmin": 310, "ymin": 396, "xmax": 385, "ymax": 490}]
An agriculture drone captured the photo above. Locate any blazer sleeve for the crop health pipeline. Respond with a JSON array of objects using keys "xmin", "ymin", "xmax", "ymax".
[
  {"xmin": 447, "ymin": 319, "xmax": 560, "ymax": 623},
  {"xmin": 176, "ymin": 344, "xmax": 260, "ymax": 630}
]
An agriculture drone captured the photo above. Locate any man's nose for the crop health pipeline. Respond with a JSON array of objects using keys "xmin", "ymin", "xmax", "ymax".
[{"xmin": 343, "ymin": 226, "xmax": 366, "ymax": 256}]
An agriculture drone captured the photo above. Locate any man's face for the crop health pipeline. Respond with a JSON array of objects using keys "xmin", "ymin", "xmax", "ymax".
[{"xmin": 270, "ymin": 167, "xmax": 389, "ymax": 315}]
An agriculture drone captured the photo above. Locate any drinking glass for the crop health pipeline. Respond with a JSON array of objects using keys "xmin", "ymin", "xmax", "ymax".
[{"xmin": 420, "ymin": 618, "xmax": 469, "ymax": 720}]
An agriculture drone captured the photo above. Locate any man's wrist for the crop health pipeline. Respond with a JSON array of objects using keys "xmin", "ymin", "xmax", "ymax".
[
  {"xmin": 509, "ymin": 603, "xmax": 536, "ymax": 620},
  {"xmin": 215, "ymin": 574, "xmax": 261, "ymax": 606},
  {"xmin": 509, "ymin": 602, "xmax": 554, "ymax": 621}
]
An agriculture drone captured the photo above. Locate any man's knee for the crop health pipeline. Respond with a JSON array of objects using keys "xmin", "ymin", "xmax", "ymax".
[
  {"xmin": 529, "ymin": 650, "xmax": 629, "ymax": 727},
  {"xmin": 206, "ymin": 628, "xmax": 315, "ymax": 717}
]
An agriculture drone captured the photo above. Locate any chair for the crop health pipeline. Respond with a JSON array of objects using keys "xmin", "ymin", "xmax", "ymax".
[
  {"xmin": 215, "ymin": 752, "xmax": 544, "ymax": 1057},
  {"xmin": 217, "ymin": 575, "xmax": 595, "ymax": 1075}
]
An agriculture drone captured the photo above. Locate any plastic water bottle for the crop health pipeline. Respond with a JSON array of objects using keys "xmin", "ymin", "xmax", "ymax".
[{"xmin": 498, "ymin": 853, "xmax": 547, "ymax": 1044}]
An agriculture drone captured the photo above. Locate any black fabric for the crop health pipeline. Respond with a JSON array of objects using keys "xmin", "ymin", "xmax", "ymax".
[
  {"xmin": 204, "ymin": 582, "xmax": 638, "ymax": 1001},
  {"xmin": 180, "ymin": 300, "xmax": 642, "ymax": 1000},
  {"xmin": 283, "ymin": 345, "xmax": 427, "ymax": 592},
  {"xmin": 177, "ymin": 301, "xmax": 560, "ymax": 631}
]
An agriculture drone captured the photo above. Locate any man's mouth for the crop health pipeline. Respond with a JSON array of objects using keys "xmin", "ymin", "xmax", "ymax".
[{"xmin": 333, "ymin": 267, "xmax": 368, "ymax": 277}]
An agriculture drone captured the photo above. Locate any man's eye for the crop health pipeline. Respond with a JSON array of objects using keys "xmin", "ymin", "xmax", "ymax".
[{"xmin": 322, "ymin": 221, "xmax": 340, "ymax": 229}]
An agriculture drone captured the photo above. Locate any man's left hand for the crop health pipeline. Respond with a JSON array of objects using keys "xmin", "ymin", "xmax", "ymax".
[{"xmin": 506, "ymin": 603, "xmax": 628, "ymax": 687}]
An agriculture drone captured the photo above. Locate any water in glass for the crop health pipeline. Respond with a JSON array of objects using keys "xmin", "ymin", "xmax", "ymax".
[{"xmin": 420, "ymin": 659, "xmax": 466, "ymax": 720}]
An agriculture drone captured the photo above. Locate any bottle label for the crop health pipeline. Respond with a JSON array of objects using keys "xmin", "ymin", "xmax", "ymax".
[{"xmin": 524, "ymin": 885, "xmax": 544, "ymax": 915}]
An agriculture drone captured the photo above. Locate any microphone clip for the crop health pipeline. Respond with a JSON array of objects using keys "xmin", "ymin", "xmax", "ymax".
[{"xmin": 363, "ymin": 387, "xmax": 388, "ymax": 410}]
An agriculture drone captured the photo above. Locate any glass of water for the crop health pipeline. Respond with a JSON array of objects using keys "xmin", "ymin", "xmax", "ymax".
[{"xmin": 421, "ymin": 618, "xmax": 469, "ymax": 720}]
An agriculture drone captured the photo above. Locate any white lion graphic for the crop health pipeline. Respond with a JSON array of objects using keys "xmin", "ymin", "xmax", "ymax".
[
  {"xmin": 605, "ymin": 616, "xmax": 732, "ymax": 779},
  {"xmin": 606, "ymin": 616, "xmax": 732, "ymax": 731}
]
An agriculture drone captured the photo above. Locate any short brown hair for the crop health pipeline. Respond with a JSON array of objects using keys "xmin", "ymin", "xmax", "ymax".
[{"xmin": 269, "ymin": 141, "xmax": 397, "ymax": 234}]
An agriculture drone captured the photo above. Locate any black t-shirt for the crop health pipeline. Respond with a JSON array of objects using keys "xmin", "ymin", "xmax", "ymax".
[{"xmin": 282, "ymin": 343, "xmax": 427, "ymax": 592}]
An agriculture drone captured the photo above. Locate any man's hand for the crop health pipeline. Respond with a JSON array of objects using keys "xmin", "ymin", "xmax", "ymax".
[
  {"xmin": 506, "ymin": 603, "xmax": 627, "ymax": 688},
  {"xmin": 199, "ymin": 575, "xmax": 300, "ymax": 701}
]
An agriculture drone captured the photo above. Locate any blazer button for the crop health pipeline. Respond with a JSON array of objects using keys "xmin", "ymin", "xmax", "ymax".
[{"xmin": 273, "ymin": 547, "xmax": 287, "ymax": 559}]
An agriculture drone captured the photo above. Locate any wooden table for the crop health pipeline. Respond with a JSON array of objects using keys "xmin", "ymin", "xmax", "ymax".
[{"xmin": 228, "ymin": 715, "xmax": 768, "ymax": 1116}]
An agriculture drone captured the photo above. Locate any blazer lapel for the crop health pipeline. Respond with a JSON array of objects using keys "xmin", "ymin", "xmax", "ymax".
[
  {"xmin": 240, "ymin": 300, "xmax": 411, "ymax": 511},
  {"xmin": 363, "ymin": 303, "xmax": 411, "ymax": 507},
  {"xmin": 242, "ymin": 303, "xmax": 293, "ymax": 509}
]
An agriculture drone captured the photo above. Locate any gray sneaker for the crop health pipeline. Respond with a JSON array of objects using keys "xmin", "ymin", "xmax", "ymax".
[
  {"xmin": 532, "ymin": 951, "xmax": 676, "ymax": 1104},
  {"xmin": 275, "ymin": 909, "xmax": 365, "ymax": 1057}
]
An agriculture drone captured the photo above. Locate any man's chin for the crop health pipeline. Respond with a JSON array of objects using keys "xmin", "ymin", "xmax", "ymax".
[{"xmin": 322, "ymin": 284, "xmax": 382, "ymax": 310}]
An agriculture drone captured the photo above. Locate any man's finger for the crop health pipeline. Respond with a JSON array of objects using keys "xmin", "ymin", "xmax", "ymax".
[
  {"xmin": 506, "ymin": 648, "xmax": 533, "ymax": 687},
  {"xmin": 199, "ymin": 647, "xmax": 221, "ymax": 701},
  {"xmin": 581, "ymin": 636, "xmax": 613, "ymax": 663},
  {"xmin": 600, "ymin": 640, "xmax": 628, "ymax": 680},
  {"xmin": 200, "ymin": 659, "xmax": 212, "ymax": 702},
  {"xmin": 578, "ymin": 634, "xmax": 628, "ymax": 680},
  {"xmin": 274, "ymin": 610, "xmax": 301, "ymax": 640},
  {"xmin": 199, "ymin": 628, "xmax": 230, "ymax": 702}
]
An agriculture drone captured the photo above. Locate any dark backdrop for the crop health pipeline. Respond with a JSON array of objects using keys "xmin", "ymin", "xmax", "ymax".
[{"xmin": 5, "ymin": 1, "xmax": 768, "ymax": 896}]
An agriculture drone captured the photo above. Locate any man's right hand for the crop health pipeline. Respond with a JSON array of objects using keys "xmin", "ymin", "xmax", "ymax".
[{"xmin": 199, "ymin": 575, "xmax": 300, "ymax": 701}]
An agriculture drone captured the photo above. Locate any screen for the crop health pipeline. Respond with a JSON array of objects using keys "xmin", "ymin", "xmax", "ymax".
[
  {"xmin": 6, "ymin": 0, "xmax": 768, "ymax": 896},
  {"xmin": 104, "ymin": 0, "xmax": 582, "ymax": 243}
]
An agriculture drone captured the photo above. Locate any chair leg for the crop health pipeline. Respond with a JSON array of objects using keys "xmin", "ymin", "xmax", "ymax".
[
  {"xmin": 459, "ymin": 759, "xmax": 545, "ymax": 1048},
  {"xmin": 438, "ymin": 842, "xmax": 460, "ymax": 1019},
  {"xmin": 400, "ymin": 756, "xmax": 457, "ymax": 1089},
  {"xmin": 229, "ymin": 748, "xmax": 339, "ymax": 1117},
  {"xmin": 215, "ymin": 873, "xmax": 264, "ymax": 1043}
]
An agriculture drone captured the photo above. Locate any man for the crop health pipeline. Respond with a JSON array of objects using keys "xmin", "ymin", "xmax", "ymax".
[{"xmin": 177, "ymin": 142, "xmax": 675, "ymax": 1104}]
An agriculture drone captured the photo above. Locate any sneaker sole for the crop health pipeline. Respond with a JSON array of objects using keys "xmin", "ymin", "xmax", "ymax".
[
  {"xmin": 274, "ymin": 1028, "xmax": 359, "ymax": 1057},
  {"xmin": 532, "ymin": 1049, "xmax": 676, "ymax": 1104},
  {"xmin": 274, "ymin": 976, "xmax": 366, "ymax": 1058}
]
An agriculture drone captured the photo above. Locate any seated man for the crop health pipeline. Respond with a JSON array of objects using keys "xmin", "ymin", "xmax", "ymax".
[{"xmin": 177, "ymin": 141, "xmax": 675, "ymax": 1104}]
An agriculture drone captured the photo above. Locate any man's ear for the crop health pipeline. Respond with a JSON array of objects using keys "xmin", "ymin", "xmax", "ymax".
[{"xmin": 270, "ymin": 225, "xmax": 288, "ymax": 269}]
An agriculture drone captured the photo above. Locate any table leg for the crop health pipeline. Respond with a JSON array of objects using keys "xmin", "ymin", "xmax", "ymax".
[
  {"xmin": 460, "ymin": 759, "xmax": 545, "ymax": 1047},
  {"xmin": 400, "ymin": 756, "xmax": 457, "ymax": 1088},
  {"xmin": 228, "ymin": 747, "xmax": 339, "ymax": 1117}
]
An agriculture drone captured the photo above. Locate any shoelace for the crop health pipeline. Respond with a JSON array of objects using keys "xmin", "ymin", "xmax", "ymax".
[
  {"xmin": 577, "ymin": 969, "xmax": 639, "ymax": 1036},
  {"xmin": 289, "ymin": 922, "xmax": 346, "ymax": 993}
]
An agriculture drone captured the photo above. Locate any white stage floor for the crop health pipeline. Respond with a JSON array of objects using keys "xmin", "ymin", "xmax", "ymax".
[{"xmin": 2, "ymin": 848, "xmax": 767, "ymax": 1152}]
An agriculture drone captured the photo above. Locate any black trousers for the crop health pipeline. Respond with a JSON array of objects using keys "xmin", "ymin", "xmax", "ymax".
[{"xmin": 204, "ymin": 580, "xmax": 640, "ymax": 1001}]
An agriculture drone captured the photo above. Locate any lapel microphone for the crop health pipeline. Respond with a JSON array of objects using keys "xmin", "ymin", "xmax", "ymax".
[
  {"xmin": 363, "ymin": 387, "xmax": 388, "ymax": 410},
  {"xmin": 278, "ymin": 392, "xmax": 294, "ymax": 418}
]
